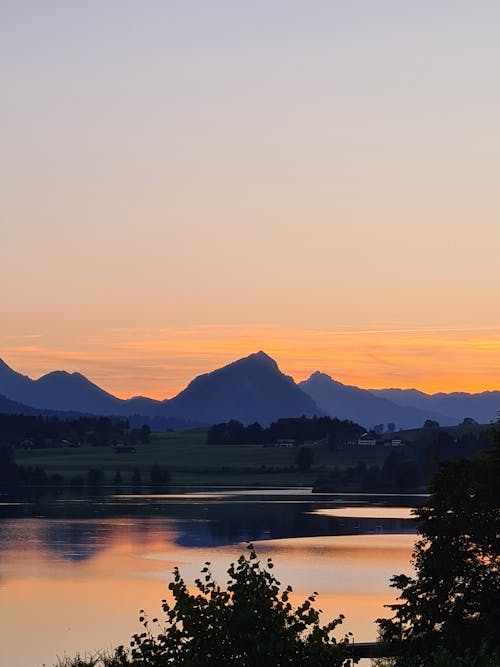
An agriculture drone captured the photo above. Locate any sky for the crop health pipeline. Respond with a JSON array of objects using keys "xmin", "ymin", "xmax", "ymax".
[{"xmin": 2, "ymin": 1, "xmax": 500, "ymax": 399}]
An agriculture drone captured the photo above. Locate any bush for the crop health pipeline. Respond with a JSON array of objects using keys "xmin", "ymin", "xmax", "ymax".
[{"xmin": 114, "ymin": 544, "xmax": 350, "ymax": 666}]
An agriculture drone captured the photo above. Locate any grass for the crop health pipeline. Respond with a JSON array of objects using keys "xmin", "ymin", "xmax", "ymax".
[{"xmin": 14, "ymin": 428, "xmax": 394, "ymax": 487}]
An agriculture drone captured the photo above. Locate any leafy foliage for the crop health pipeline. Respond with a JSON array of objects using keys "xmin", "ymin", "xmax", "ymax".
[
  {"xmin": 115, "ymin": 544, "xmax": 350, "ymax": 666},
  {"xmin": 377, "ymin": 429, "xmax": 500, "ymax": 664}
]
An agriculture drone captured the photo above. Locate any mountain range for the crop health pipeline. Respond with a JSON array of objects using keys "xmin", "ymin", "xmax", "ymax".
[
  {"xmin": 298, "ymin": 372, "xmax": 452, "ymax": 428},
  {"xmin": 1, "ymin": 353, "xmax": 499, "ymax": 429}
]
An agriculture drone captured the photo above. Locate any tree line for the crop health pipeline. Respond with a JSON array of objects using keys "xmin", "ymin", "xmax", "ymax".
[
  {"xmin": 0, "ymin": 445, "xmax": 170, "ymax": 497},
  {"xmin": 206, "ymin": 416, "xmax": 365, "ymax": 446},
  {"xmin": 0, "ymin": 413, "xmax": 151, "ymax": 448},
  {"xmin": 313, "ymin": 429, "xmax": 492, "ymax": 493}
]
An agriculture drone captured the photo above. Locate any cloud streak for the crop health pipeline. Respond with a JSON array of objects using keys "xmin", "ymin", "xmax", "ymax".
[{"xmin": 2, "ymin": 323, "xmax": 500, "ymax": 399}]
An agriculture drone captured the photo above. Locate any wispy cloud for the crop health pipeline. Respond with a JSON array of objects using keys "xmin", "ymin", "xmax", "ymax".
[
  {"xmin": 2, "ymin": 323, "xmax": 500, "ymax": 399},
  {"xmin": 3, "ymin": 333, "xmax": 43, "ymax": 340}
]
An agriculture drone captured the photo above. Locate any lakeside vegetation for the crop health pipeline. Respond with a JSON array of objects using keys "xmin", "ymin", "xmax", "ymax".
[
  {"xmin": 2, "ymin": 415, "xmax": 491, "ymax": 494},
  {"xmin": 9, "ymin": 426, "xmax": 395, "ymax": 489}
]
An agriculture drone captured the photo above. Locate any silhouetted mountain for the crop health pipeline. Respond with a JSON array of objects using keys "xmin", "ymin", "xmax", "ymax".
[
  {"xmin": 2, "ymin": 354, "xmax": 499, "ymax": 430},
  {"xmin": 0, "ymin": 358, "xmax": 161, "ymax": 418},
  {"xmin": 0, "ymin": 393, "xmax": 38, "ymax": 416},
  {"xmin": 0, "ymin": 358, "xmax": 33, "ymax": 400},
  {"xmin": 30, "ymin": 370, "xmax": 124, "ymax": 414},
  {"xmin": 161, "ymin": 351, "xmax": 322, "ymax": 426},
  {"xmin": 299, "ymin": 372, "xmax": 454, "ymax": 430},
  {"xmin": 124, "ymin": 396, "xmax": 164, "ymax": 414},
  {"xmin": 0, "ymin": 393, "xmax": 111, "ymax": 421},
  {"xmin": 371, "ymin": 387, "xmax": 500, "ymax": 425}
]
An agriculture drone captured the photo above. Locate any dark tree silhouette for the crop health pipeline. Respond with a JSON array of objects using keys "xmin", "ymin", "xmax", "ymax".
[
  {"xmin": 295, "ymin": 446, "xmax": 314, "ymax": 473},
  {"xmin": 116, "ymin": 545, "xmax": 350, "ymax": 666},
  {"xmin": 378, "ymin": 429, "xmax": 500, "ymax": 664}
]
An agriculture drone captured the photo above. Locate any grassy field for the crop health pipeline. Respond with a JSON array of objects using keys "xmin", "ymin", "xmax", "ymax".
[{"xmin": 14, "ymin": 428, "xmax": 394, "ymax": 487}]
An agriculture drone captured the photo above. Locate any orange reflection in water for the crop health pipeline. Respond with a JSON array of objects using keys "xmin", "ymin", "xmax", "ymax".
[
  {"xmin": 250, "ymin": 534, "xmax": 415, "ymax": 651},
  {"xmin": 0, "ymin": 520, "xmax": 415, "ymax": 667},
  {"xmin": 311, "ymin": 506, "xmax": 416, "ymax": 520}
]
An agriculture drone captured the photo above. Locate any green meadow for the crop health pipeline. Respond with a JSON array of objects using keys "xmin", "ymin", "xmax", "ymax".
[{"xmin": 14, "ymin": 428, "xmax": 392, "ymax": 487}]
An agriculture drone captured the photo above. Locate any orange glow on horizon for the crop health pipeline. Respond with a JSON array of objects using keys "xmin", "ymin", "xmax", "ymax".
[{"xmin": 3, "ymin": 323, "xmax": 500, "ymax": 400}]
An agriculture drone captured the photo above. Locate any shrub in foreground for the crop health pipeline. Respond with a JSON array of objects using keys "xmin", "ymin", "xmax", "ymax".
[
  {"xmin": 119, "ymin": 544, "xmax": 350, "ymax": 666},
  {"xmin": 58, "ymin": 545, "xmax": 350, "ymax": 666}
]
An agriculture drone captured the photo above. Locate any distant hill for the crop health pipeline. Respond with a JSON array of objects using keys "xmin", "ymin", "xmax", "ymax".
[
  {"xmin": 0, "ymin": 392, "xmax": 39, "ymax": 416},
  {"xmin": 26, "ymin": 370, "xmax": 125, "ymax": 414},
  {"xmin": 370, "ymin": 387, "xmax": 500, "ymax": 425},
  {"xmin": 0, "ymin": 392, "xmax": 117, "ymax": 422},
  {"xmin": 299, "ymin": 372, "xmax": 454, "ymax": 430},
  {"xmin": 161, "ymin": 351, "xmax": 322, "ymax": 426},
  {"xmin": 0, "ymin": 358, "xmax": 161, "ymax": 417},
  {"xmin": 124, "ymin": 396, "xmax": 164, "ymax": 415}
]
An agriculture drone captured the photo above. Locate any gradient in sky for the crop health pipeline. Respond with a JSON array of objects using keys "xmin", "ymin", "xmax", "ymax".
[{"xmin": 2, "ymin": 1, "xmax": 500, "ymax": 398}]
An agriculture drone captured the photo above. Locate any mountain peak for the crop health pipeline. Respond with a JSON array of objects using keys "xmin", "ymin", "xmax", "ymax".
[
  {"xmin": 309, "ymin": 370, "xmax": 333, "ymax": 381},
  {"xmin": 164, "ymin": 351, "xmax": 321, "ymax": 425},
  {"xmin": 305, "ymin": 371, "xmax": 345, "ymax": 388},
  {"xmin": 243, "ymin": 350, "xmax": 278, "ymax": 367}
]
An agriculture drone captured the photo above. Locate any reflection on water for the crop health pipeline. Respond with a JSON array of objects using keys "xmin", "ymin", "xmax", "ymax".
[
  {"xmin": 114, "ymin": 493, "xmax": 226, "ymax": 499},
  {"xmin": 311, "ymin": 506, "xmax": 415, "ymax": 520},
  {"xmin": 0, "ymin": 490, "xmax": 418, "ymax": 667}
]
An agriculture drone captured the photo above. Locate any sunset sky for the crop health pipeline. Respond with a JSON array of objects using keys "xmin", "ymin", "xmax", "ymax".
[{"xmin": 2, "ymin": 1, "xmax": 500, "ymax": 399}]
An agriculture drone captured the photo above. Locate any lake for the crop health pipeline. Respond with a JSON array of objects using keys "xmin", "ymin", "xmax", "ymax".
[{"xmin": 0, "ymin": 488, "xmax": 421, "ymax": 666}]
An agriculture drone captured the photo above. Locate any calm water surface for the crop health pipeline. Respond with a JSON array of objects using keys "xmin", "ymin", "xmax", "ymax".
[{"xmin": 0, "ymin": 488, "xmax": 420, "ymax": 667}]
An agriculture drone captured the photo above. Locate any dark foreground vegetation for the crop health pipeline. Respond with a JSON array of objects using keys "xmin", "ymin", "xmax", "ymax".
[
  {"xmin": 55, "ymin": 545, "xmax": 351, "ymax": 667},
  {"xmin": 55, "ymin": 428, "xmax": 500, "ymax": 667},
  {"xmin": 376, "ymin": 428, "xmax": 500, "ymax": 666}
]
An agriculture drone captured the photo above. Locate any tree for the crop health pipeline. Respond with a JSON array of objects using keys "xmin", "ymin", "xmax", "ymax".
[
  {"xmin": 460, "ymin": 417, "xmax": 478, "ymax": 427},
  {"xmin": 295, "ymin": 446, "xmax": 314, "ymax": 473},
  {"xmin": 382, "ymin": 450, "xmax": 421, "ymax": 490},
  {"xmin": 116, "ymin": 544, "xmax": 350, "ymax": 666},
  {"xmin": 139, "ymin": 424, "xmax": 151, "ymax": 444},
  {"xmin": 87, "ymin": 468, "xmax": 104, "ymax": 488},
  {"xmin": 377, "ymin": 429, "xmax": 500, "ymax": 664},
  {"xmin": 150, "ymin": 463, "xmax": 170, "ymax": 487}
]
